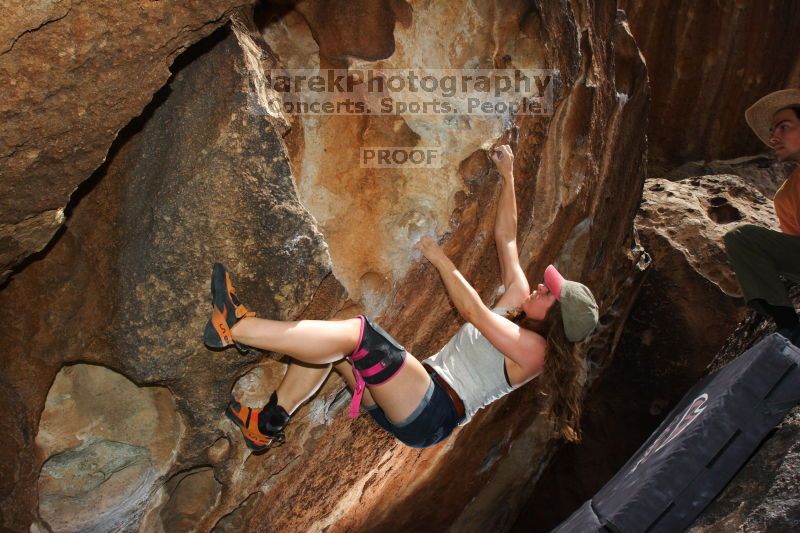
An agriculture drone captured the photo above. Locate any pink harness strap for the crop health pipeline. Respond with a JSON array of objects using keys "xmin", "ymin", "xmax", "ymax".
[
  {"xmin": 348, "ymin": 316, "xmax": 367, "ymax": 418},
  {"xmin": 349, "ymin": 347, "xmax": 369, "ymax": 418},
  {"xmin": 346, "ymin": 315, "xmax": 407, "ymax": 417}
]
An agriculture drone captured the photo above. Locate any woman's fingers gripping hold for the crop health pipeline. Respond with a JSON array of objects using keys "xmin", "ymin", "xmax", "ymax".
[{"xmin": 491, "ymin": 144, "xmax": 514, "ymax": 176}]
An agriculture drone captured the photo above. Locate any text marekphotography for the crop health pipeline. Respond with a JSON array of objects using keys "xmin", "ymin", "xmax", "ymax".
[{"xmin": 251, "ymin": 69, "xmax": 559, "ymax": 117}]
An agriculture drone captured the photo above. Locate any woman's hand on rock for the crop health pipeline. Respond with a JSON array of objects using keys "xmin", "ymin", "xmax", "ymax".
[
  {"xmin": 417, "ymin": 235, "xmax": 445, "ymax": 266},
  {"xmin": 491, "ymin": 144, "xmax": 514, "ymax": 179}
]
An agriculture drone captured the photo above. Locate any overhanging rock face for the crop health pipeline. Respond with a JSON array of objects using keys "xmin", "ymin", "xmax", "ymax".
[
  {"xmin": 0, "ymin": 0, "xmax": 256, "ymax": 284},
  {"xmin": 0, "ymin": 1, "xmax": 650, "ymax": 530}
]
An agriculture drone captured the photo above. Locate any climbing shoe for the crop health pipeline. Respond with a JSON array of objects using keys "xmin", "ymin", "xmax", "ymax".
[
  {"xmin": 203, "ymin": 263, "xmax": 255, "ymax": 354},
  {"xmin": 225, "ymin": 398, "xmax": 280, "ymax": 453},
  {"xmin": 258, "ymin": 392, "xmax": 291, "ymax": 442}
]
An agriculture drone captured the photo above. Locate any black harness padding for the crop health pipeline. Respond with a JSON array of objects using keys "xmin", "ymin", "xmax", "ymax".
[
  {"xmin": 351, "ymin": 316, "xmax": 407, "ymax": 385},
  {"xmin": 554, "ymin": 333, "xmax": 800, "ymax": 533}
]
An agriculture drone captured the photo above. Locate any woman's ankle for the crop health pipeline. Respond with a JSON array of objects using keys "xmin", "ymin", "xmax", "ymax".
[
  {"xmin": 230, "ymin": 316, "xmax": 253, "ymax": 338},
  {"xmin": 258, "ymin": 392, "xmax": 291, "ymax": 439}
]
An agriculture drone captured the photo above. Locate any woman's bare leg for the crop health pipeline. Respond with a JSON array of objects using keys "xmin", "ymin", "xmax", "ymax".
[
  {"xmin": 232, "ymin": 316, "xmax": 431, "ymax": 423},
  {"xmin": 231, "ymin": 317, "xmax": 362, "ymax": 364},
  {"xmin": 333, "ymin": 360, "xmax": 376, "ymax": 408},
  {"xmin": 276, "ymin": 362, "xmax": 333, "ymax": 413}
]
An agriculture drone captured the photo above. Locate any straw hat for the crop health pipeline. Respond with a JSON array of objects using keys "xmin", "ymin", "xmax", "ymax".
[{"xmin": 745, "ymin": 88, "xmax": 800, "ymax": 146}]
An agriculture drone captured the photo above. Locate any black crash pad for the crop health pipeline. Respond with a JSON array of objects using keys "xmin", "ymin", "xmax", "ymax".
[{"xmin": 553, "ymin": 333, "xmax": 800, "ymax": 533}]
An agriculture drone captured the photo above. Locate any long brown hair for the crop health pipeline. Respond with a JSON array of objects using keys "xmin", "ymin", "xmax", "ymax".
[{"xmin": 506, "ymin": 303, "xmax": 586, "ymax": 442}]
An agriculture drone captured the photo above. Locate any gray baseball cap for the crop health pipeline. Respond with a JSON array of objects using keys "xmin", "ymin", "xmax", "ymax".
[{"xmin": 544, "ymin": 265, "xmax": 599, "ymax": 342}]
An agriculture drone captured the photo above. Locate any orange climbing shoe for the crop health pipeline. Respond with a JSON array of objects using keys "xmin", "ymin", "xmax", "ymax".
[
  {"xmin": 225, "ymin": 399, "xmax": 278, "ymax": 453},
  {"xmin": 203, "ymin": 263, "xmax": 255, "ymax": 354}
]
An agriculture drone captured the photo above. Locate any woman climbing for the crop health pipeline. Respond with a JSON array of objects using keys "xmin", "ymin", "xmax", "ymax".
[{"xmin": 204, "ymin": 144, "xmax": 599, "ymax": 452}]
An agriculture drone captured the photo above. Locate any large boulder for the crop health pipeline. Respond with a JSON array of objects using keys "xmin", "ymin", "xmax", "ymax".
[
  {"xmin": 36, "ymin": 364, "xmax": 184, "ymax": 532},
  {"xmin": 0, "ymin": 1, "xmax": 650, "ymax": 530}
]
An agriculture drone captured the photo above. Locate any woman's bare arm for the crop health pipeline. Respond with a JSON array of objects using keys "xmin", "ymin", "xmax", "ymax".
[
  {"xmin": 418, "ymin": 236, "xmax": 485, "ymax": 322},
  {"xmin": 418, "ymin": 237, "xmax": 545, "ymax": 372},
  {"xmin": 491, "ymin": 146, "xmax": 530, "ymax": 307}
]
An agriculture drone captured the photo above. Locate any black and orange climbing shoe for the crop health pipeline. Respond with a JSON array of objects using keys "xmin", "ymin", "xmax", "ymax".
[
  {"xmin": 203, "ymin": 263, "xmax": 255, "ymax": 354},
  {"xmin": 258, "ymin": 392, "xmax": 290, "ymax": 442},
  {"xmin": 225, "ymin": 399, "xmax": 279, "ymax": 453}
]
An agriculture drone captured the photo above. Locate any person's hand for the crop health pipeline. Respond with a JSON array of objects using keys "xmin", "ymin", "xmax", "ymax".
[
  {"xmin": 491, "ymin": 144, "xmax": 514, "ymax": 179},
  {"xmin": 416, "ymin": 235, "xmax": 445, "ymax": 266}
]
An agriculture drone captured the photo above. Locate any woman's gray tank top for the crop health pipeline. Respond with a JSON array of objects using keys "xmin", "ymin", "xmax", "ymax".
[{"xmin": 423, "ymin": 307, "xmax": 516, "ymax": 425}]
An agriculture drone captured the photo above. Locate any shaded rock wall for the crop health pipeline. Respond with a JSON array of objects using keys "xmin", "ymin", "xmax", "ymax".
[
  {"xmin": 0, "ymin": 0, "xmax": 256, "ymax": 284},
  {"xmin": 0, "ymin": 27, "xmax": 336, "ymax": 531},
  {"xmin": 1, "ymin": 1, "xmax": 652, "ymax": 531},
  {"xmin": 621, "ymin": 0, "xmax": 800, "ymax": 170},
  {"xmin": 515, "ymin": 172, "xmax": 767, "ymax": 530}
]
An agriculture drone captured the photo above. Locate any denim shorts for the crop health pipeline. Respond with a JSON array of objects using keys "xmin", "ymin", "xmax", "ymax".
[{"xmin": 366, "ymin": 371, "xmax": 462, "ymax": 448}]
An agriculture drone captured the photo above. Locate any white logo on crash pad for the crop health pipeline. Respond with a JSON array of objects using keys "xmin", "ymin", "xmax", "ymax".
[{"xmin": 630, "ymin": 393, "xmax": 709, "ymax": 473}]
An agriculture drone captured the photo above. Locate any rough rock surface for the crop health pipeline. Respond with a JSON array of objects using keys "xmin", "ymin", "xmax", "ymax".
[
  {"xmin": 262, "ymin": 1, "xmax": 520, "ymax": 308},
  {"xmin": 261, "ymin": 1, "xmax": 647, "ymax": 312},
  {"xmin": 663, "ymin": 154, "xmax": 798, "ymax": 200},
  {"xmin": 158, "ymin": 467, "xmax": 223, "ymax": 532},
  {"xmin": 36, "ymin": 364, "xmax": 184, "ymax": 532},
  {"xmin": 620, "ymin": 0, "xmax": 800, "ymax": 170},
  {"xmin": 0, "ymin": 0, "xmax": 255, "ymax": 285},
  {"xmin": 0, "ymin": 27, "xmax": 334, "ymax": 530},
  {"xmin": 637, "ymin": 175, "xmax": 779, "ymax": 298},
  {"xmin": 1, "ymin": 0, "xmax": 652, "ymax": 531}
]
